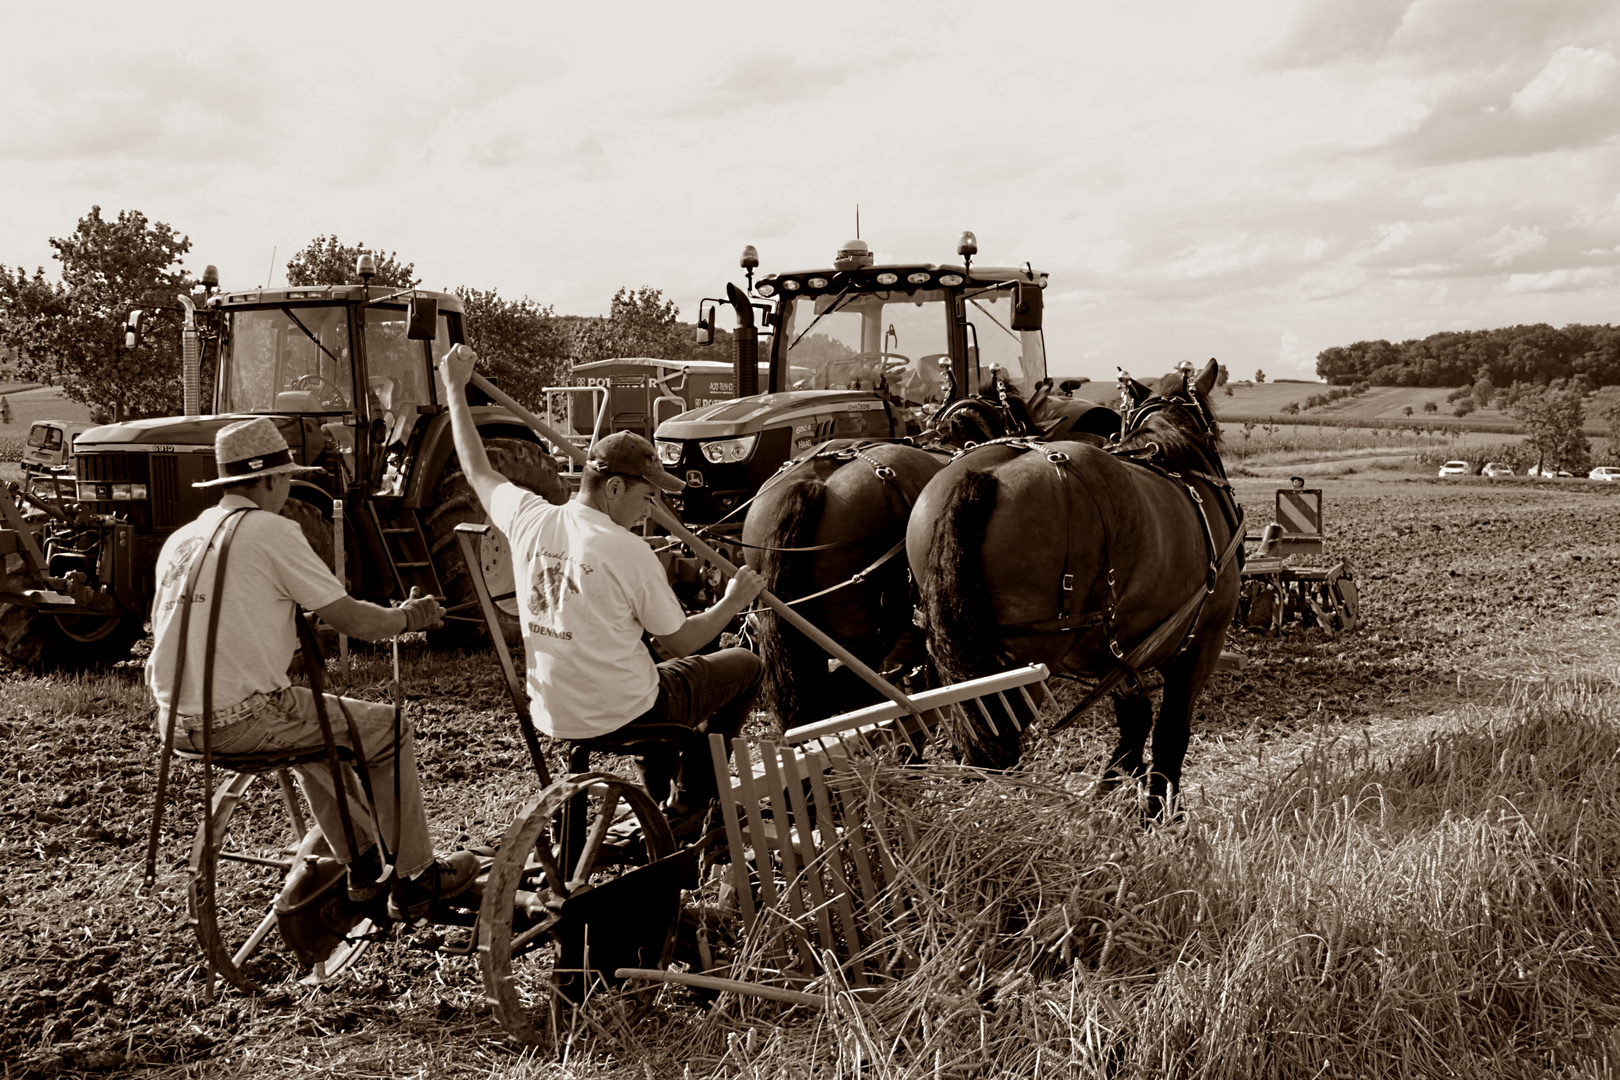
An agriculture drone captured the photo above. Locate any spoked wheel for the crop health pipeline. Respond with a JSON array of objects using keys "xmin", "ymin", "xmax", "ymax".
[
  {"xmin": 479, "ymin": 771, "xmax": 678, "ymax": 1045},
  {"xmin": 188, "ymin": 768, "xmax": 376, "ymax": 992}
]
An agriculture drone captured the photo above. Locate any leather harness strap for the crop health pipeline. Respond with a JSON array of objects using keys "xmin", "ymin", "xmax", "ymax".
[{"xmin": 144, "ymin": 507, "xmax": 250, "ymax": 890}]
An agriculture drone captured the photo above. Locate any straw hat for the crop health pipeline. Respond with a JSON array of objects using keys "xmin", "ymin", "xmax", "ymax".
[{"xmin": 193, "ymin": 417, "xmax": 324, "ymax": 488}]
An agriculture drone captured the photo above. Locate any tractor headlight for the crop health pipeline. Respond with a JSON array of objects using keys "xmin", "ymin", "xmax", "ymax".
[
  {"xmin": 655, "ymin": 439, "xmax": 683, "ymax": 465},
  {"xmin": 109, "ymin": 483, "xmax": 148, "ymax": 500},
  {"xmin": 699, "ymin": 435, "xmax": 757, "ymax": 465}
]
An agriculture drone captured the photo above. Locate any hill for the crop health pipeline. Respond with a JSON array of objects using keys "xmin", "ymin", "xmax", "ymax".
[
  {"xmin": 0, "ymin": 385, "xmax": 95, "ymax": 428},
  {"xmin": 1213, "ymin": 381, "xmax": 1616, "ymax": 436}
]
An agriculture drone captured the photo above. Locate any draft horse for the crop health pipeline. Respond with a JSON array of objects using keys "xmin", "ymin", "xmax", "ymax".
[
  {"xmin": 905, "ymin": 358, "xmax": 1244, "ymax": 815},
  {"xmin": 739, "ymin": 381, "xmax": 1121, "ymax": 732},
  {"xmin": 741, "ymin": 440, "xmax": 949, "ymax": 730}
]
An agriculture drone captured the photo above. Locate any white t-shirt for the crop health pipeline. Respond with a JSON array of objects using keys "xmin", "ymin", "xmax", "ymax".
[
  {"xmin": 489, "ymin": 483, "xmax": 686, "ymax": 739},
  {"xmin": 147, "ymin": 493, "xmax": 348, "ymax": 720}
]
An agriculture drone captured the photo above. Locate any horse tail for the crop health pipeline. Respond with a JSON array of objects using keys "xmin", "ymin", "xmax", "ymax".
[
  {"xmin": 923, "ymin": 468, "xmax": 1000, "ymax": 685},
  {"xmin": 753, "ymin": 476, "xmax": 827, "ymax": 729}
]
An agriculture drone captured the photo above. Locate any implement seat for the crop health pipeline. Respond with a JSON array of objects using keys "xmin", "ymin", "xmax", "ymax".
[{"xmin": 173, "ymin": 743, "xmax": 354, "ymax": 774}]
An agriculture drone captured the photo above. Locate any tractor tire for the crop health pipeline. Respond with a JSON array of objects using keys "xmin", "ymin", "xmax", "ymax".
[
  {"xmin": 423, "ymin": 438, "xmax": 567, "ymax": 649},
  {"xmin": 0, "ymin": 601, "xmax": 144, "ymax": 670},
  {"xmin": 280, "ymin": 498, "xmax": 337, "ymax": 575}
]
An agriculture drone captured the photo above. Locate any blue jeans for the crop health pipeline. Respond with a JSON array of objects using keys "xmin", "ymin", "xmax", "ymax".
[
  {"xmin": 173, "ymin": 687, "xmax": 434, "ymax": 878},
  {"xmin": 578, "ymin": 648, "xmax": 763, "ymax": 807}
]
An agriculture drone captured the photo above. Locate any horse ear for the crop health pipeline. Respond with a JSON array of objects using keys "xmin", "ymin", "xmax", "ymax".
[
  {"xmin": 1194, "ymin": 358, "xmax": 1219, "ymax": 396},
  {"xmin": 1127, "ymin": 377, "xmax": 1152, "ymax": 405}
]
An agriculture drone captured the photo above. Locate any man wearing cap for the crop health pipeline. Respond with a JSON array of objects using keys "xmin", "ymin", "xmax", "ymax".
[
  {"xmin": 438, "ymin": 346, "xmax": 765, "ymax": 836},
  {"xmin": 148, "ymin": 416, "xmax": 477, "ymax": 921}
]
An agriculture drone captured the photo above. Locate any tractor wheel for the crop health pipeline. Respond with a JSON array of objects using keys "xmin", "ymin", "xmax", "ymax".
[
  {"xmin": 280, "ymin": 497, "xmax": 337, "ymax": 569},
  {"xmin": 0, "ymin": 600, "xmax": 144, "ymax": 669},
  {"xmin": 423, "ymin": 438, "xmax": 566, "ymax": 648}
]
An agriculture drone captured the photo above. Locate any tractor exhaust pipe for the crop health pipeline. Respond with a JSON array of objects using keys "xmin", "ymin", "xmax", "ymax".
[
  {"xmin": 726, "ymin": 282, "xmax": 758, "ymax": 399},
  {"xmin": 178, "ymin": 294, "xmax": 201, "ymax": 418}
]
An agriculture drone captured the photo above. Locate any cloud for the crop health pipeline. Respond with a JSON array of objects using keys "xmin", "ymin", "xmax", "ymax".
[
  {"xmin": 1510, "ymin": 45, "xmax": 1620, "ymax": 113},
  {"xmin": 1260, "ymin": 0, "xmax": 1618, "ymax": 72},
  {"xmin": 0, "ymin": 50, "xmax": 275, "ymax": 165},
  {"xmin": 659, "ymin": 50, "xmax": 862, "ymax": 119},
  {"xmin": 1369, "ymin": 49, "xmax": 1620, "ymax": 164},
  {"xmin": 1258, "ymin": 0, "xmax": 1413, "ymax": 69},
  {"xmin": 1503, "ymin": 266, "xmax": 1620, "ymax": 292}
]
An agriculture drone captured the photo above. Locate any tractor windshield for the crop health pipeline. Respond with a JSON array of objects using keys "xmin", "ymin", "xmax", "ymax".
[
  {"xmin": 781, "ymin": 291, "xmax": 952, "ymax": 406},
  {"xmin": 962, "ymin": 286, "xmax": 1047, "ymax": 394},
  {"xmin": 217, "ymin": 306, "xmax": 356, "ymax": 414}
]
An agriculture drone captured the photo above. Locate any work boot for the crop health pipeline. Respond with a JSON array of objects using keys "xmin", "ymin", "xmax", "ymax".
[
  {"xmin": 387, "ymin": 851, "xmax": 480, "ymax": 923},
  {"xmin": 663, "ymin": 798, "xmax": 716, "ymax": 843},
  {"xmin": 346, "ymin": 845, "xmax": 388, "ymax": 903}
]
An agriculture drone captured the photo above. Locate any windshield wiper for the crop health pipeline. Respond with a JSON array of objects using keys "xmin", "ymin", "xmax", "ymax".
[
  {"xmin": 968, "ymin": 296, "xmax": 1022, "ymax": 344},
  {"xmin": 787, "ymin": 285, "xmax": 858, "ymax": 353},
  {"xmin": 281, "ymin": 306, "xmax": 348, "ymax": 374}
]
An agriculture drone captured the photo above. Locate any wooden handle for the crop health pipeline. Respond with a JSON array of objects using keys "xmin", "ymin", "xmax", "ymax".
[{"xmin": 465, "ymin": 371, "xmax": 924, "ymax": 719}]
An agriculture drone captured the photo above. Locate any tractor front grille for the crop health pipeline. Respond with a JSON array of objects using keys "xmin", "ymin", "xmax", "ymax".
[
  {"xmin": 72, "ymin": 451, "xmax": 218, "ymax": 533},
  {"xmin": 149, "ymin": 455, "xmax": 181, "ymax": 529}
]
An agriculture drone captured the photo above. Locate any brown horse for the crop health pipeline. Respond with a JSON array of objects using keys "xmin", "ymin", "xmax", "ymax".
[
  {"xmin": 741, "ymin": 440, "xmax": 950, "ymax": 730},
  {"xmin": 906, "ymin": 359, "xmax": 1243, "ymax": 814}
]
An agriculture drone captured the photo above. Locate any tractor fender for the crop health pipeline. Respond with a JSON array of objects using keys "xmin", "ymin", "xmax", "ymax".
[{"xmin": 401, "ymin": 409, "xmax": 542, "ymax": 507}]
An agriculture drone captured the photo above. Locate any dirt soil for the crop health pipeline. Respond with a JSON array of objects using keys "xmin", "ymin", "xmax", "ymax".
[{"xmin": 0, "ymin": 474, "xmax": 1615, "ymax": 1076}]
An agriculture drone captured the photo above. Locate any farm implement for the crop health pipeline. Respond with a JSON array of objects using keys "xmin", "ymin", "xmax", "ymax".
[
  {"xmin": 1234, "ymin": 482, "xmax": 1360, "ymax": 634},
  {"xmin": 152, "ymin": 367, "xmax": 1054, "ymax": 1041}
]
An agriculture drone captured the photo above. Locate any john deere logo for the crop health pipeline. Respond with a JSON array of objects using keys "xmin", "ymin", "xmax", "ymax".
[{"xmin": 685, "ymin": 470, "xmax": 705, "ymax": 488}]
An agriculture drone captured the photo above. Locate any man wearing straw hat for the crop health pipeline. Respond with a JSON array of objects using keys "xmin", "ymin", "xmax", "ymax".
[
  {"xmin": 148, "ymin": 416, "xmax": 478, "ymax": 921},
  {"xmin": 438, "ymin": 345, "xmax": 765, "ymax": 838}
]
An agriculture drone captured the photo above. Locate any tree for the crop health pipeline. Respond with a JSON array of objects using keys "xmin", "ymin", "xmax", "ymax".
[
  {"xmin": 455, "ymin": 286, "xmax": 571, "ymax": 409},
  {"xmin": 1213, "ymin": 361, "xmax": 1228, "ymax": 386},
  {"xmin": 1254, "ymin": 369, "xmax": 1266, "ymax": 384},
  {"xmin": 1422, "ymin": 400, "xmax": 1438, "ymax": 414},
  {"xmin": 285, "ymin": 236, "xmax": 418, "ymax": 288},
  {"xmin": 570, "ymin": 287, "xmax": 687, "ymax": 364},
  {"xmin": 0, "ymin": 206, "xmax": 194, "ymax": 421},
  {"xmin": 1402, "ymin": 405, "xmax": 1413, "ymax": 416},
  {"xmin": 1510, "ymin": 381, "xmax": 1589, "ymax": 473}
]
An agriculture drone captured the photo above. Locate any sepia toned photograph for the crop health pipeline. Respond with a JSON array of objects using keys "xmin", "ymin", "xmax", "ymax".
[{"xmin": 1, "ymin": 2, "xmax": 1616, "ymax": 1077}]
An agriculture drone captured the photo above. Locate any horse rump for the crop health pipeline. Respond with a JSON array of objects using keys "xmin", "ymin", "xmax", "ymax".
[
  {"xmin": 918, "ymin": 467, "xmax": 1022, "ymax": 767},
  {"xmin": 749, "ymin": 475, "xmax": 827, "ymax": 728}
]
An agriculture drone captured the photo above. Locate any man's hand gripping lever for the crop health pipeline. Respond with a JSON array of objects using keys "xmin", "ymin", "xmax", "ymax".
[{"xmin": 398, "ymin": 587, "xmax": 444, "ymax": 634}]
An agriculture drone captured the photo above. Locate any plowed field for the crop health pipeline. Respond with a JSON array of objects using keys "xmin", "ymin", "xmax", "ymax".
[{"xmin": 0, "ymin": 475, "xmax": 1615, "ymax": 1077}]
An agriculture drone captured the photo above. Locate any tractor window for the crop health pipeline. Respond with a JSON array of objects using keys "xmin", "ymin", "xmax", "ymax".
[
  {"xmin": 218, "ymin": 306, "xmax": 355, "ymax": 413},
  {"xmin": 363, "ymin": 307, "xmax": 430, "ymax": 422},
  {"xmin": 964, "ymin": 287, "xmax": 1046, "ymax": 396},
  {"xmin": 781, "ymin": 291, "xmax": 951, "ymax": 406}
]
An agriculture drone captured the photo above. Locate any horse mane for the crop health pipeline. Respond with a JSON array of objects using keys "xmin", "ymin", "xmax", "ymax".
[{"xmin": 1116, "ymin": 373, "xmax": 1224, "ymax": 477}]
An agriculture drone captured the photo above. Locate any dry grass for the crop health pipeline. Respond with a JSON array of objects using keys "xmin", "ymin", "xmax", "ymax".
[{"xmin": 648, "ymin": 670, "xmax": 1620, "ymax": 1080}]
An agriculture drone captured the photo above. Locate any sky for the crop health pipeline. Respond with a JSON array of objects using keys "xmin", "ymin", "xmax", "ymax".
[{"xmin": 2, "ymin": 0, "xmax": 1618, "ymax": 382}]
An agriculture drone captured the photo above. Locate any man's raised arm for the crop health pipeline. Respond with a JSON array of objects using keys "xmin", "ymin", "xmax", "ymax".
[{"xmin": 437, "ymin": 344, "xmax": 506, "ymax": 513}]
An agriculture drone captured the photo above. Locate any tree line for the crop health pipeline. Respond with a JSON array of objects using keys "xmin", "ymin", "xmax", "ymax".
[
  {"xmin": 1316, "ymin": 324, "xmax": 1620, "ymax": 389},
  {"xmin": 0, "ymin": 208, "xmax": 724, "ymax": 422}
]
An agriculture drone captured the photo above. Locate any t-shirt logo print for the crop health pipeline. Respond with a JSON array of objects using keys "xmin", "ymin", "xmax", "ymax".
[
  {"xmin": 162, "ymin": 537, "xmax": 204, "ymax": 588},
  {"xmin": 527, "ymin": 562, "xmax": 579, "ymax": 621}
]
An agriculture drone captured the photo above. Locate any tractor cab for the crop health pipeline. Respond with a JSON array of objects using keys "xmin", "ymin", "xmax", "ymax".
[
  {"xmin": 211, "ymin": 287, "xmax": 458, "ymax": 497},
  {"xmin": 657, "ymin": 235, "xmax": 1048, "ymax": 531}
]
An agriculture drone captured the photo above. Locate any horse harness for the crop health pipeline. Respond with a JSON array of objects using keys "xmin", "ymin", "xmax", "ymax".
[{"xmin": 949, "ymin": 433, "xmax": 1245, "ymax": 725}]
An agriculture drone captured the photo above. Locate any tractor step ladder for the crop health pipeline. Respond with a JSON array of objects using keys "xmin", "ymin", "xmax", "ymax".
[
  {"xmin": 707, "ymin": 664, "xmax": 1053, "ymax": 993},
  {"xmin": 369, "ymin": 505, "xmax": 442, "ymax": 598}
]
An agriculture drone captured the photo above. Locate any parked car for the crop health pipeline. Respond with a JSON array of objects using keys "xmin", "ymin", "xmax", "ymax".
[
  {"xmin": 1527, "ymin": 464, "xmax": 1574, "ymax": 478},
  {"xmin": 1590, "ymin": 466, "xmax": 1620, "ymax": 482},
  {"xmin": 1437, "ymin": 460, "xmax": 1470, "ymax": 477},
  {"xmin": 1482, "ymin": 462, "xmax": 1513, "ymax": 477}
]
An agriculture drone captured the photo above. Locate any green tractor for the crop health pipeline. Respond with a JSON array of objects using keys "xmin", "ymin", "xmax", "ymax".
[{"xmin": 0, "ymin": 260, "xmax": 564, "ymax": 669}]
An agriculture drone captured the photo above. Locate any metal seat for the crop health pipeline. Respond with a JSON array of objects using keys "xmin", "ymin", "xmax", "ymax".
[{"xmin": 173, "ymin": 743, "xmax": 354, "ymax": 774}]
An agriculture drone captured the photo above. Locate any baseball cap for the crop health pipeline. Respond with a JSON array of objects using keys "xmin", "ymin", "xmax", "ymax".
[{"xmin": 587, "ymin": 431, "xmax": 686, "ymax": 493}]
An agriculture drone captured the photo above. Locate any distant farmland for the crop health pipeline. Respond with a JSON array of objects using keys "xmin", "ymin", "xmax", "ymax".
[{"xmin": 1212, "ymin": 380, "xmax": 1616, "ymax": 436}]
